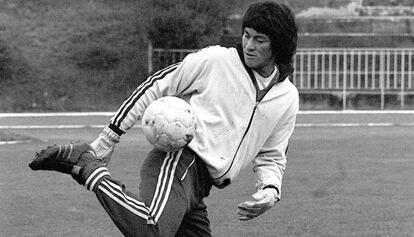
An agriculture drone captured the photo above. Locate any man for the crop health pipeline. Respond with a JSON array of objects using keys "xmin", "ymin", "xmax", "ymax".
[{"xmin": 30, "ymin": 1, "xmax": 299, "ymax": 236}]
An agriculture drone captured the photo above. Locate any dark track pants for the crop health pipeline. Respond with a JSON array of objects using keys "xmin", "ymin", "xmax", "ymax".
[{"xmin": 89, "ymin": 147, "xmax": 213, "ymax": 237}]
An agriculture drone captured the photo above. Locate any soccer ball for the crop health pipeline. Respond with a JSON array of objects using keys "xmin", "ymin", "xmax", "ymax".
[{"xmin": 141, "ymin": 96, "xmax": 196, "ymax": 152}]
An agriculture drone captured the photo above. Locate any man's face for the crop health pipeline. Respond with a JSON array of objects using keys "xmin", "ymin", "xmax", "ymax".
[{"xmin": 242, "ymin": 27, "xmax": 275, "ymax": 77}]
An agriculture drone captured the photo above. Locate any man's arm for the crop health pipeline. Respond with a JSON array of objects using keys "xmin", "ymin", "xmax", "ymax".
[
  {"xmin": 238, "ymin": 99, "xmax": 298, "ymax": 221},
  {"xmin": 253, "ymin": 113, "xmax": 297, "ymax": 197},
  {"xmin": 90, "ymin": 51, "xmax": 207, "ymax": 158}
]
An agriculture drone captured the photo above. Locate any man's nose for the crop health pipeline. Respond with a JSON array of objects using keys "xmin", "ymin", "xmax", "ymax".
[{"xmin": 245, "ymin": 39, "xmax": 255, "ymax": 50}]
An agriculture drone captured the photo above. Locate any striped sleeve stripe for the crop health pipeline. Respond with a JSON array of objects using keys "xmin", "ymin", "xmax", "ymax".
[
  {"xmin": 111, "ymin": 63, "xmax": 180, "ymax": 128},
  {"xmin": 149, "ymin": 149, "xmax": 182, "ymax": 222},
  {"xmin": 98, "ymin": 181, "xmax": 149, "ymax": 220},
  {"xmin": 111, "ymin": 63, "xmax": 179, "ymax": 127},
  {"xmin": 85, "ymin": 167, "xmax": 110, "ymax": 191},
  {"xmin": 99, "ymin": 180, "xmax": 150, "ymax": 218}
]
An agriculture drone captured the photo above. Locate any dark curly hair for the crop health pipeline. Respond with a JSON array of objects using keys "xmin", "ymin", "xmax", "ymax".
[{"xmin": 242, "ymin": 1, "xmax": 298, "ymax": 65}]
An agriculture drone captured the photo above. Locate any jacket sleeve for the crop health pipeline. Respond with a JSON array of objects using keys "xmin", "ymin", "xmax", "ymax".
[
  {"xmin": 252, "ymin": 96, "xmax": 298, "ymax": 199},
  {"xmin": 107, "ymin": 50, "xmax": 208, "ymax": 136},
  {"xmin": 85, "ymin": 167, "xmax": 157, "ymax": 237}
]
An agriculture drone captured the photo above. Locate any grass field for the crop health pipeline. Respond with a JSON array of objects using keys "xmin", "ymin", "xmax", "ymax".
[{"xmin": 1, "ymin": 113, "xmax": 414, "ymax": 236}]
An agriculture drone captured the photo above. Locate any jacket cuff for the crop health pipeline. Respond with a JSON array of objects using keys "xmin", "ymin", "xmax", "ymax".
[
  {"xmin": 103, "ymin": 126, "xmax": 121, "ymax": 144},
  {"xmin": 84, "ymin": 167, "xmax": 111, "ymax": 192},
  {"xmin": 108, "ymin": 123, "xmax": 125, "ymax": 136}
]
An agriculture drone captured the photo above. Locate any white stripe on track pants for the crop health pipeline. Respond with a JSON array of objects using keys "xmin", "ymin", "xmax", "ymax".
[{"xmin": 88, "ymin": 147, "xmax": 213, "ymax": 237}]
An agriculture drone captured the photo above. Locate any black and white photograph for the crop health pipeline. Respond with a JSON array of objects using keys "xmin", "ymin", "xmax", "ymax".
[{"xmin": 1, "ymin": 0, "xmax": 413, "ymax": 236}]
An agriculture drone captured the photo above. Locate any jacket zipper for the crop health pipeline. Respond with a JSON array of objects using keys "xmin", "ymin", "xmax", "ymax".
[
  {"xmin": 214, "ymin": 45, "xmax": 289, "ymax": 185},
  {"xmin": 213, "ymin": 100, "xmax": 260, "ymax": 183}
]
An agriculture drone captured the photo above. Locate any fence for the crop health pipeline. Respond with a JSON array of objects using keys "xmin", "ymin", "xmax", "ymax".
[{"xmin": 148, "ymin": 46, "xmax": 414, "ymax": 109}]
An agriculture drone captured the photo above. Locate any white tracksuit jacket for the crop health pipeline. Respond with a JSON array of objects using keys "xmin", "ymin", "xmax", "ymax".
[{"xmin": 105, "ymin": 44, "xmax": 299, "ymax": 197}]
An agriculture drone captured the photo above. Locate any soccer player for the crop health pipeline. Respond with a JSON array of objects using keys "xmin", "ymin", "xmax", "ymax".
[{"xmin": 31, "ymin": 1, "xmax": 299, "ymax": 236}]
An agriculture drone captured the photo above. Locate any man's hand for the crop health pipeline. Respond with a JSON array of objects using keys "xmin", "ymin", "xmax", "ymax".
[{"xmin": 237, "ymin": 188, "xmax": 279, "ymax": 221}]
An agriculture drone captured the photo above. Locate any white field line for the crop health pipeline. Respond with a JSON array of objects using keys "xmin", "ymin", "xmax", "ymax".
[
  {"xmin": 1, "ymin": 111, "xmax": 414, "ymax": 129},
  {"xmin": 0, "ymin": 140, "xmax": 30, "ymax": 145},
  {"xmin": 2, "ymin": 123, "xmax": 414, "ymax": 130},
  {"xmin": 1, "ymin": 110, "xmax": 414, "ymax": 117},
  {"xmin": 296, "ymin": 122, "xmax": 414, "ymax": 127},
  {"xmin": 0, "ymin": 112, "xmax": 115, "ymax": 117},
  {"xmin": 0, "ymin": 125, "xmax": 107, "ymax": 129},
  {"xmin": 298, "ymin": 110, "xmax": 414, "ymax": 115}
]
